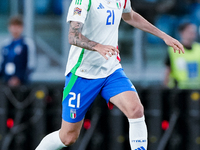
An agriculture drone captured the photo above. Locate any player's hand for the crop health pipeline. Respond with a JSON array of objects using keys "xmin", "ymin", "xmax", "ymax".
[
  {"xmin": 93, "ymin": 44, "xmax": 119, "ymax": 60},
  {"xmin": 163, "ymin": 34, "xmax": 185, "ymax": 54}
]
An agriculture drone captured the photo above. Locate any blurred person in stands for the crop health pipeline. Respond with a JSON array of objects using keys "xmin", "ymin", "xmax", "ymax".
[
  {"xmin": 164, "ymin": 22, "xmax": 200, "ymax": 89},
  {"xmin": 0, "ymin": 16, "xmax": 36, "ymax": 87}
]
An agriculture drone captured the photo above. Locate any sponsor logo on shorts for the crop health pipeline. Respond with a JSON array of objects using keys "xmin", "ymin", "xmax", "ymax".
[
  {"xmin": 70, "ymin": 109, "xmax": 77, "ymax": 119},
  {"xmin": 74, "ymin": 7, "xmax": 82, "ymax": 16},
  {"xmin": 135, "ymin": 146, "xmax": 146, "ymax": 150}
]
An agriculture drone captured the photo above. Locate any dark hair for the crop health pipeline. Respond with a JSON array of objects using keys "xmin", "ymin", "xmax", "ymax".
[
  {"xmin": 178, "ymin": 22, "xmax": 194, "ymax": 33},
  {"xmin": 9, "ymin": 16, "xmax": 23, "ymax": 26}
]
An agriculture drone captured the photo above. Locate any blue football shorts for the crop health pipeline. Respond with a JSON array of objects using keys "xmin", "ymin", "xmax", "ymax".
[{"xmin": 62, "ymin": 68, "xmax": 136, "ymax": 123}]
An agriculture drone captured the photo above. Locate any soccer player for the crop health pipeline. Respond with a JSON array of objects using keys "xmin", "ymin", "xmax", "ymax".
[{"xmin": 36, "ymin": 0, "xmax": 184, "ymax": 149}]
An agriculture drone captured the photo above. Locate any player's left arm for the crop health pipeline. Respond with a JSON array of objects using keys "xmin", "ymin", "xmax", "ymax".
[{"xmin": 122, "ymin": 9, "xmax": 185, "ymax": 54}]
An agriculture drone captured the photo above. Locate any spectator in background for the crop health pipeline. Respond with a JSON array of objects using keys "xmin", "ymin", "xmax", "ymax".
[
  {"xmin": 0, "ymin": 16, "xmax": 36, "ymax": 87},
  {"xmin": 164, "ymin": 22, "xmax": 200, "ymax": 89}
]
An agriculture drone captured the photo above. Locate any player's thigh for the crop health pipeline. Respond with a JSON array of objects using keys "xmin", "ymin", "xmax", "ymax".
[
  {"xmin": 59, "ymin": 119, "xmax": 83, "ymax": 143},
  {"xmin": 110, "ymin": 91, "xmax": 144, "ymax": 119}
]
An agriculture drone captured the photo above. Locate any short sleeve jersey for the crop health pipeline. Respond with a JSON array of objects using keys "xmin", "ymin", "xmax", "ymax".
[{"xmin": 66, "ymin": 0, "xmax": 132, "ymax": 79}]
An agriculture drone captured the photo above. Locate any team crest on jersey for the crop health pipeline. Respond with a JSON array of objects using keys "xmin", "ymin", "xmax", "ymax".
[
  {"xmin": 116, "ymin": 0, "xmax": 121, "ymax": 9},
  {"xmin": 73, "ymin": 7, "xmax": 82, "ymax": 16},
  {"xmin": 70, "ymin": 109, "xmax": 77, "ymax": 119},
  {"xmin": 14, "ymin": 45, "xmax": 22, "ymax": 55}
]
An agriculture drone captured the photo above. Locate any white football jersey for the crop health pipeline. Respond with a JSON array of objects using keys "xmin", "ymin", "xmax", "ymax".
[{"xmin": 66, "ymin": 0, "xmax": 132, "ymax": 79}]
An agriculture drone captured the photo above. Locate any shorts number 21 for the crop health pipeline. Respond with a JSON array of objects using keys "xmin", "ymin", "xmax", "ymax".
[{"xmin": 68, "ymin": 92, "xmax": 81, "ymax": 108}]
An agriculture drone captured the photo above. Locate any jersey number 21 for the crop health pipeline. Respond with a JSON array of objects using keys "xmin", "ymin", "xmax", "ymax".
[{"xmin": 106, "ymin": 10, "xmax": 115, "ymax": 25}]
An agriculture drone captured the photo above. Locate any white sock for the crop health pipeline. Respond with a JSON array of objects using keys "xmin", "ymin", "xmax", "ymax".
[
  {"xmin": 128, "ymin": 116, "xmax": 148, "ymax": 150},
  {"xmin": 35, "ymin": 130, "xmax": 66, "ymax": 150}
]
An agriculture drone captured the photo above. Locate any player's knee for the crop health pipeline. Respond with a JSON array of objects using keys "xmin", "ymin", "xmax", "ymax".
[
  {"xmin": 128, "ymin": 103, "xmax": 144, "ymax": 119},
  {"xmin": 60, "ymin": 133, "xmax": 79, "ymax": 146}
]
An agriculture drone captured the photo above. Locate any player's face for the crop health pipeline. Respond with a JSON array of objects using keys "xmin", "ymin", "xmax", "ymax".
[
  {"xmin": 8, "ymin": 24, "xmax": 23, "ymax": 39},
  {"xmin": 181, "ymin": 24, "xmax": 197, "ymax": 43}
]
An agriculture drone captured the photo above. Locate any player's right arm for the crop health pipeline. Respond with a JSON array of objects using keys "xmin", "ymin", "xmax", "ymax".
[{"xmin": 68, "ymin": 21, "xmax": 119, "ymax": 60}]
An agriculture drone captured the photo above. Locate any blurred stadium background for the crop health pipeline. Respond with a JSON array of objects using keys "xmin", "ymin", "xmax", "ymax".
[{"xmin": 0, "ymin": 0, "xmax": 200, "ymax": 150}]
